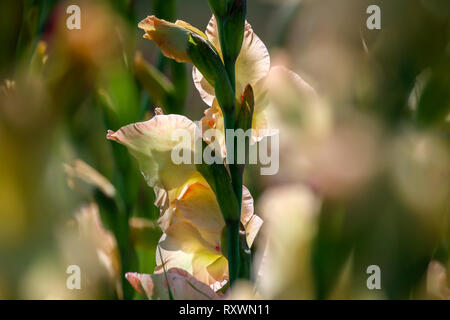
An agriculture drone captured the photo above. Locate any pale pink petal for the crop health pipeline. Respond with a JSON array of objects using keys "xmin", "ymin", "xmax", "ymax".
[
  {"xmin": 126, "ymin": 268, "xmax": 221, "ymax": 300},
  {"xmin": 193, "ymin": 17, "xmax": 270, "ymax": 105},
  {"xmin": 125, "ymin": 272, "xmax": 154, "ymax": 299},
  {"xmin": 240, "ymin": 186, "xmax": 263, "ymax": 248},
  {"xmin": 107, "ymin": 114, "xmax": 198, "ymax": 191},
  {"xmin": 138, "ymin": 16, "xmax": 206, "ymax": 63}
]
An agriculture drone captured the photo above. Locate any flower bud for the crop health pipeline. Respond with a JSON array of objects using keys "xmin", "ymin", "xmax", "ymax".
[
  {"xmin": 235, "ymin": 84, "xmax": 254, "ymax": 132},
  {"xmin": 138, "ymin": 16, "xmax": 197, "ymax": 64},
  {"xmin": 139, "ymin": 16, "xmax": 236, "ymax": 122},
  {"xmin": 138, "ymin": 16, "xmax": 229, "ymax": 91},
  {"xmin": 208, "ymin": 0, "xmax": 229, "ymax": 19},
  {"xmin": 221, "ymin": 0, "xmax": 246, "ymax": 65}
]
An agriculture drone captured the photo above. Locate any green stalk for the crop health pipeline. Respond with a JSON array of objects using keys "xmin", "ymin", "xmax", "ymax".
[
  {"xmin": 225, "ymin": 220, "xmax": 241, "ymax": 284},
  {"xmin": 209, "ymin": 0, "xmax": 247, "ymax": 287},
  {"xmin": 222, "ymin": 109, "xmax": 241, "ymax": 286},
  {"xmin": 239, "ymin": 228, "xmax": 252, "ymax": 279},
  {"xmin": 221, "ymin": 54, "xmax": 242, "ymax": 287},
  {"xmin": 230, "ymin": 164, "xmax": 243, "ymax": 211},
  {"xmin": 219, "ymin": 22, "xmax": 237, "ymax": 91},
  {"xmin": 221, "ymin": 40, "xmax": 242, "ymax": 208}
]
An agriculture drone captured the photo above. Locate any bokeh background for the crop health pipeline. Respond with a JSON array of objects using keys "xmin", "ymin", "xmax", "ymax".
[{"xmin": 0, "ymin": 0, "xmax": 449, "ymax": 299}]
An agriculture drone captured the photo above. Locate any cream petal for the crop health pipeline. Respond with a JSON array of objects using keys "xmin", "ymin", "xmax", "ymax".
[
  {"xmin": 198, "ymin": 67, "xmax": 316, "ymax": 145},
  {"xmin": 200, "ymin": 99, "xmax": 227, "ymax": 158},
  {"xmin": 206, "ymin": 256, "xmax": 228, "ymax": 283},
  {"xmin": 174, "ymin": 20, "xmax": 208, "ymax": 39},
  {"xmin": 193, "ymin": 16, "xmax": 270, "ymax": 106},
  {"xmin": 157, "ymin": 207, "xmax": 175, "ymax": 233},
  {"xmin": 154, "ymin": 186, "xmax": 168, "ymax": 209},
  {"xmin": 157, "ymin": 219, "xmax": 222, "ymax": 286},
  {"xmin": 240, "ymin": 186, "xmax": 255, "ymax": 226},
  {"xmin": 161, "ymin": 220, "xmax": 218, "ymax": 255},
  {"xmin": 126, "ymin": 268, "xmax": 221, "ymax": 300},
  {"xmin": 152, "ymin": 176, "xmax": 262, "ymax": 288},
  {"xmin": 191, "ymin": 253, "xmax": 227, "ymax": 285},
  {"xmin": 171, "ymin": 176, "xmax": 262, "ymax": 249},
  {"xmin": 156, "ymin": 173, "xmax": 225, "ymax": 244},
  {"xmin": 193, "ymin": 67, "xmax": 216, "ymax": 106},
  {"xmin": 156, "ymin": 230, "xmax": 224, "ymax": 287},
  {"xmin": 106, "ymin": 114, "xmax": 198, "ymax": 190},
  {"xmin": 205, "ymin": 16, "xmax": 222, "ymax": 56},
  {"xmin": 244, "ymin": 215, "xmax": 263, "ymax": 248},
  {"xmin": 251, "ymin": 108, "xmax": 272, "ymax": 143},
  {"xmin": 174, "ymin": 175, "xmax": 225, "ymax": 238},
  {"xmin": 191, "ymin": 17, "xmax": 221, "ymax": 106},
  {"xmin": 240, "ymin": 186, "xmax": 263, "ymax": 248},
  {"xmin": 156, "ymin": 233, "xmax": 195, "ymax": 273},
  {"xmin": 235, "ymin": 21, "xmax": 271, "ymax": 97}
]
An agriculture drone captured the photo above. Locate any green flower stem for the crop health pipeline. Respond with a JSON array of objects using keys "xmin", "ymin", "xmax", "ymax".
[
  {"xmin": 239, "ymin": 228, "xmax": 252, "ymax": 279},
  {"xmin": 222, "ymin": 109, "xmax": 243, "ymax": 286},
  {"xmin": 209, "ymin": 0, "xmax": 248, "ymax": 287},
  {"xmin": 225, "ymin": 219, "xmax": 241, "ymax": 285},
  {"xmin": 230, "ymin": 164, "xmax": 243, "ymax": 210},
  {"xmin": 215, "ymin": 91, "xmax": 243, "ymax": 287},
  {"xmin": 219, "ymin": 22, "xmax": 237, "ymax": 92}
]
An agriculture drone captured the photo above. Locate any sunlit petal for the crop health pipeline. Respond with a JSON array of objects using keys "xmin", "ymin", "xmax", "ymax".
[
  {"xmin": 126, "ymin": 268, "xmax": 220, "ymax": 300},
  {"xmin": 138, "ymin": 16, "xmax": 206, "ymax": 63},
  {"xmin": 193, "ymin": 17, "xmax": 270, "ymax": 106},
  {"xmin": 107, "ymin": 114, "xmax": 198, "ymax": 191}
]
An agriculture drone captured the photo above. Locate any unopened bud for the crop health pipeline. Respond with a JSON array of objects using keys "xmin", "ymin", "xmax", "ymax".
[
  {"xmin": 235, "ymin": 84, "xmax": 254, "ymax": 132},
  {"xmin": 222, "ymin": 0, "xmax": 246, "ymax": 64},
  {"xmin": 208, "ymin": 0, "xmax": 229, "ymax": 19}
]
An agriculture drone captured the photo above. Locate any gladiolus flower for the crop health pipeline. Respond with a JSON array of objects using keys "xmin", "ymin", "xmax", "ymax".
[
  {"xmin": 106, "ymin": 114, "xmax": 199, "ymax": 191},
  {"xmin": 126, "ymin": 268, "xmax": 221, "ymax": 300},
  {"xmin": 107, "ymin": 114, "xmax": 263, "ymax": 293},
  {"xmin": 155, "ymin": 173, "xmax": 262, "ymax": 290},
  {"xmin": 193, "ymin": 17, "xmax": 316, "ymax": 145},
  {"xmin": 138, "ymin": 16, "xmax": 227, "ymax": 88}
]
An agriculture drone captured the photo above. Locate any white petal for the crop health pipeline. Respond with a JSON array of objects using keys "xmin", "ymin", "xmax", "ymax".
[
  {"xmin": 107, "ymin": 114, "xmax": 199, "ymax": 190},
  {"xmin": 193, "ymin": 17, "xmax": 270, "ymax": 106}
]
